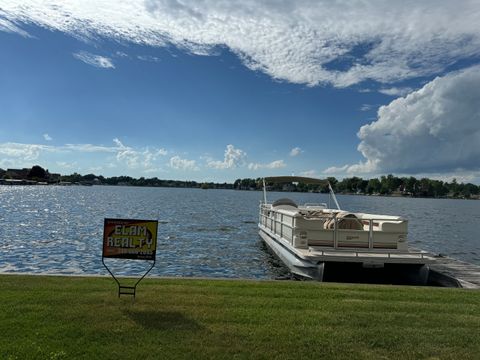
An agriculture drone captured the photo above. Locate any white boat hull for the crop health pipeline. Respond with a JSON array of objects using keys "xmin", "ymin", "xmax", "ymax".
[{"xmin": 259, "ymin": 230, "xmax": 325, "ymax": 280}]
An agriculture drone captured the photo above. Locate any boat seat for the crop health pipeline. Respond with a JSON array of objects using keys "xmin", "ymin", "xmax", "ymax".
[
  {"xmin": 324, "ymin": 212, "xmax": 363, "ymax": 230},
  {"xmin": 272, "ymin": 198, "xmax": 298, "ymax": 210}
]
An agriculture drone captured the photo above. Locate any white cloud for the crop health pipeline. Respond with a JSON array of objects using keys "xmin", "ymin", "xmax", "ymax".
[
  {"xmin": 0, "ymin": 139, "xmax": 168, "ymax": 172},
  {"xmin": 113, "ymin": 138, "xmax": 167, "ymax": 169},
  {"xmin": 2, "ymin": 1, "xmax": 480, "ymax": 87},
  {"xmin": 137, "ymin": 55, "xmax": 161, "ymax": 62},
  {"xmin": 143, "ymin": 167, "xmax": 165, "ymax": 174},
  {"xmin": 323, "ymin": 164, "xmax": 350, "ymax": 175},
  {"xmin": 72, "ymin": 51, "xmax": 115, "ymax": 69},
  {"xmin": 207, "ymin": 144, "xmax": 246, "ymax": 169},
  {"xmin": 43, "ymin": 133, "xmax": 53, "ymax": 141},
  {"xmin": 289, "ymin": 147, "xmax": 302, "ymax": 157},
  {"xmin": 248, "ymin": 160, "xmax": 286, "ymax": 171},
  {"xmin": 0, "ymin": 16, "xmax": 30, "ymax": 37},
  {"xmin": 0, "ymin": 142, "xmax": 55, "ymax": 161},
  {"xmin": 64, "ymin": 143, "xmax": 117, "ymax": 153},
  {"xmin": 87, "ymin": 166, "xmax": 103, "ymax": 173},
  {"xmin": 300, "ymin": 170, "xmax": 318, "ymax": 177},
  {"xmin": 56, "ymin": 161, "xmax": 76, "ymax": 169},
  {"xmin": 326, "ymin": 66, "xmax": 480, "ymax": 175},
  {"xmin": 378, "ymin": 87, "xmax": 414, "ymax": 96},
  {"xmin": 169, "ymin": 155, "xmax": 198, "ymax": 171},
  {"xmin": 360, "ymin": 104, "xmax": 374, "ymax": 112}
]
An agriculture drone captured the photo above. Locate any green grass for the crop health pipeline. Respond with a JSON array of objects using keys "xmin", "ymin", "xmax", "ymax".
[{"xmin": 0, "ymin": 275, "xmax": 479, "ymax": 359}]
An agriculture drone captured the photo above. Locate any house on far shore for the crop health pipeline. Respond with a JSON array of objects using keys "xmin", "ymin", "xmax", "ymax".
[
  {"xmin": 5, "ymin": 168, "xmax": 30, "ymax": 179},
  {"xmin": 49, "ymin": 173, "xmax": 61, "ymax": 182},
  {"xmin": 0, "ymin": 178, "xmax": 37, "ymax": 185}
]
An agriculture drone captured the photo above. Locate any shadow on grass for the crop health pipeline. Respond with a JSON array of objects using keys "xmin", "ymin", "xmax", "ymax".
[{"xmin": 125, "ymin": 310, "xmax": 203, "ymax": 331}]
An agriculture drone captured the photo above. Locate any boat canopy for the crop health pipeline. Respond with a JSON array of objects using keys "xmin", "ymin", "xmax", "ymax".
[
  {"xmin": 263, "ymin": 176, "xmax": 329, "ymax": 185},
  {"xmin": 262, "ymin": 176, "xmax": 340, "ymax": 210}
]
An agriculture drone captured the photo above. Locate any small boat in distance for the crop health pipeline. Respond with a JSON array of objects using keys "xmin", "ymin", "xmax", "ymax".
[{"xmin": 258, "ymin": 176, "xmax": 434, "ymax": 284}]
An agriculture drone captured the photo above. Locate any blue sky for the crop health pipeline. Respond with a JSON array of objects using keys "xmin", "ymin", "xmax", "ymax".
[{"xmin": 1, "ymin": 1, "xmax": 480, "ymax": 183}]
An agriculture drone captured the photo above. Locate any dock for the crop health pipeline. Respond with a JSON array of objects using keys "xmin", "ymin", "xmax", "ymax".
[{"xmin": 429, "ymin": 256, "xmax": 480, "ymax": 289}]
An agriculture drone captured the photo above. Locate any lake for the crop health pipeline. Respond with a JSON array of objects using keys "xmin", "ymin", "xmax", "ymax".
[{"xmin": 0, "ymin": 185, "xmax": 479, "ymax": 278}]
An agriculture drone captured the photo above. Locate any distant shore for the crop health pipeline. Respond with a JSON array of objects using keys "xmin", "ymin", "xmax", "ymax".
[
  {"xmin": 2, "ymin": 165, "xmax": 479, "ymax": 200},
  {"xmin": 1, "ymin": 180, "xmax": 478, "ymax": 200}
]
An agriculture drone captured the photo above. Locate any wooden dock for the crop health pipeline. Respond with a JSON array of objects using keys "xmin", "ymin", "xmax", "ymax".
[{"xmin": 429, "ymin": 256, "xmax": 480, "ymax": 289}]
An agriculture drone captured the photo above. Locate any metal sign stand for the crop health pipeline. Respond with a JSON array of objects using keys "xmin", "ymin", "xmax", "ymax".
[
  {"xmin": 102, "ymin": 218, "xmax": 159, "ymax": 299},
  {"xmin": 102, "ymin": 258, "xmax": 156, "ymax": 298}
]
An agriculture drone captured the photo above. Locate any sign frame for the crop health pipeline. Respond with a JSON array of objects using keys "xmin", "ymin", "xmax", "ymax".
[{"xmin": 102, "ymin": 218, "xmax": 158, "ymax": 298}]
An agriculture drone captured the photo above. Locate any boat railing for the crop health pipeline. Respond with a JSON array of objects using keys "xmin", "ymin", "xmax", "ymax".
[
  {"xmin": 304, "ymin": 203, "xmax": 327, "ymax": 208},
  {"xmin": 259, "ymin": 204, "xmax": 408, "ymax": 251}
]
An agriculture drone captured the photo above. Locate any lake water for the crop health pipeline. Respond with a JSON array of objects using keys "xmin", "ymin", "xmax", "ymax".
[{"xmin": 0, "ymin": 185, "xmax": 479, "ymax": 278}]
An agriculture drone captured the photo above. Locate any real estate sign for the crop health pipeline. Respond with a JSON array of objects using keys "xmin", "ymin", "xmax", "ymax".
[{"xmin": 102, "ymin": 218, "xmax": 158, "ymax": 260}]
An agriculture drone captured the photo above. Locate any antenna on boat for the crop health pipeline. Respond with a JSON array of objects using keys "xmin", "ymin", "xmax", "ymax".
[
  {"xmin": 328, "ymin": 181, "xmax": 341, "ymax": 210},
  {"xmin": 262, "ymin": 178, "xmax": 267, "ymax": 204}
]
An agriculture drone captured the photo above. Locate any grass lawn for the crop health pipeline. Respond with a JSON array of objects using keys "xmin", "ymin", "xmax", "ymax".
[{"xmin": 0, "ymin": 275, "xmax": 479, "ymax": 359}]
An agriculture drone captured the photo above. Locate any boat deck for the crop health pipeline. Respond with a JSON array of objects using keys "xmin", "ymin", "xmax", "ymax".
[
  {"xmin": 304, "ymin": 246, "xmax": 434, "ymax": 264},
  {"xmin": 429, "ymin": 256, "xmax": 480, "ymax": 289}
]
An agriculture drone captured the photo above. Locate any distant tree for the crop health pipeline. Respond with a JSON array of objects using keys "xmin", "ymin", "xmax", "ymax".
[
  {"xmin": 403, "ymin": 176, "xmax": 418, "ymax": 195},
  {"xmin": 366, "ymin": 178, "xmax": 381, "ymax": 194},
  {"xmin": 82, "ymin": 173, "xmax": 97, "ymax": 181},
  {"xmin": 431, "ymin": 180, "xmax": 448, "ymax": 197},
  {"xmin": 233, "ymin": 179, "xmax": 241, "ymax": 189},
  {"xmin": 447, "ymin": 178, "xmax": 460, "ymax": 197},
  {"xmin": 28, "ymin": 165, "xmax": 47, "ymax": 180}
]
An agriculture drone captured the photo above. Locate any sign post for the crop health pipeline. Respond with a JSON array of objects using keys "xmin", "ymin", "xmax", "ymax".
[{"xmin": 102, "ymin": 218, "xmax": 158, "ymax": 298}]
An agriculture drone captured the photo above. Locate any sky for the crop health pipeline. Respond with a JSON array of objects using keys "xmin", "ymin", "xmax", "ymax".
[{"xmin": 1, "ymin": 1, "xmax": 480, "ymax": 183}]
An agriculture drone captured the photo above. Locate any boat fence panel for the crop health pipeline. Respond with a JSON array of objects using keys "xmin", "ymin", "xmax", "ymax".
[
  {"xmin": 260, "ymin": 204, "xmax": 409, "ymax": 252},
  {"xmin": 305, "ymin": 230, "xmax": 335, "ymax": 247},
  {"xmin": 335, "ymin": 230, "xmax": 370, "ymax": 248}
]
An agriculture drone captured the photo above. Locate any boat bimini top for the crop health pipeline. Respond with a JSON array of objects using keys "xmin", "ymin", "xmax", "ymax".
[{"xmin": 262, "ymin": 176, "xmax": 341, "ymax": 210}]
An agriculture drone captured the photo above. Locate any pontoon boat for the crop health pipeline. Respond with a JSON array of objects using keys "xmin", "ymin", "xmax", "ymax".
[{"xmin": 258, "ymin": 176, "xmax": 434, "ymax": 284}]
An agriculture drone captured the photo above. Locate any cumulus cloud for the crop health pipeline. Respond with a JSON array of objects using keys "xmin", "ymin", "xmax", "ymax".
[
  {"xmin": 325, "ymin": 66, "xmax": 480, "ymax": 175},
  {"xmin": 2, "ymin": 1, "xmax": 480, "ymax": 87},
  {"xmin": 207, "ymin": 144, "xmax": 246, "ymax": 169},
  {"xmin": 248, "ymin": 160, "xmax": 286, "ymax": 171},
  {"xmin": 73, "ymin": 51, "xmax": 115, "ymax": 69},
  {"xmin": 113, "ymin": 138, "xmax": 167, "ymax": 169},
  {"xmin": 43, "ymin": 133, "xmax": 53, "ymax": 141},
  {"xmin": 289, "ymin": 147, "xmax": 302, "ymax": 157},
  {"xmin": 169, "ymin": 155, "xmax": 198, "ymax": 171}
]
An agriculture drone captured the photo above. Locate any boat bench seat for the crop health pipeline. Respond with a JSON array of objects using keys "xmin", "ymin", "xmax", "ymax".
[
  {"xmin": 296, "ymin": 212, "xmax": 405, "ymax": 250},
  {"xmin": 359, "ymin": 217, "xmax": 408, "ymax": 233}
]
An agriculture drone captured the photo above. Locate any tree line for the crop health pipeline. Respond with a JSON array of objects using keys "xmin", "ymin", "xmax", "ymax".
[
  {"xmin": 2, "ymin": 166, "xmax": 478, "ymax": 198},
  {"xmin": 1, "ymin": 166, "xmax": 234, "ymax": 189},
  {"xmin": 233, "ymin": 175, "xmax": 480, "ymax": 199}
]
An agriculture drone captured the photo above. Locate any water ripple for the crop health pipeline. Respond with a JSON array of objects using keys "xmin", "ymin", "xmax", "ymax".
[{"xmin": 0, "ymin": 186, "xmax": 479, "ymax": 278}]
